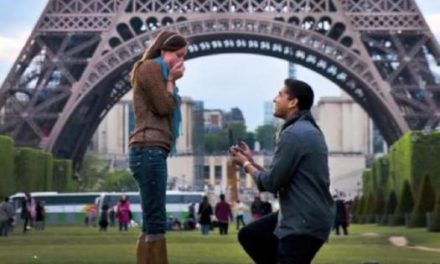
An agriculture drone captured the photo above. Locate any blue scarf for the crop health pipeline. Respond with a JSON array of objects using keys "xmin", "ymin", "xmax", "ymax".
[{"xmin": 153, "ymin": 56, "xmax": 182, "ymax": 154}]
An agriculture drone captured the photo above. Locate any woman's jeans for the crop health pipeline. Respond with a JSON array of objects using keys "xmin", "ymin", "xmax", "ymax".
[
  {"xmin": 129, "ymin": 146, "xmax": 168, "ymax": 235},
  {"xmin": 201, "ymin": 224, "xmax": 210, "ymax": 235}
]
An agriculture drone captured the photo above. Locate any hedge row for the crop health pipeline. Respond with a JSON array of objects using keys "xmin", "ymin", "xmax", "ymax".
[
  {"xmin": 388, "ymin": 131, "xmax": 440, "ymax": 194},
  {"xmin": 356, "ymin": 131, "xmax": 439, "ymax": 230},
  {"xmin": 0, "ymin": 136, "xmax": 15, "ymax": 197},
  {"xmin": 53, "ymin": 159, "xmax": 74, "ymax": 192},
  {"xmin": 0, "ymin": 135, "xmax": 75, "ymax": 196}
]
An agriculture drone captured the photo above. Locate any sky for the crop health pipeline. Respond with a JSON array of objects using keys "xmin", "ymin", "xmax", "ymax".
[{"xmin": 0, "ymin": 1, "xmax": 439, "ymax": 131}]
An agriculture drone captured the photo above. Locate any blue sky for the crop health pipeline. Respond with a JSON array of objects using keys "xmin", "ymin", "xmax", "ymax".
[{"xmin": 0, "ymin": 1, "xmax": 439, "ymax": 130}]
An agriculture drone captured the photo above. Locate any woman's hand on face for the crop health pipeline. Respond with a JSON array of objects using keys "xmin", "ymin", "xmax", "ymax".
[{"xmin": 169, "ymin": 61, "xmax": 185, "ymax": 82}]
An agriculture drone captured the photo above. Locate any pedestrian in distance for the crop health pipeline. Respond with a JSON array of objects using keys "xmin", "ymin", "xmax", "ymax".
[
  {"xmin": 198, "ymin": 196, "xmax": 213, "ymax": 235},
  {"xmin": 250, "ymin": 195, "xmax": 264, "ymax": 221},
  {"xmin": 334, "ymin": 196, "xmax": 349, "ymax": 236},
  {"xmin": 116, "ymin": 195, "xmax": 131, "ymax": 232},
  {"xmin": 234, "ymin": 199, "xmax": 247, "ymax": 230},
  {"xmin": 128, "ymin": 30, "xmax": 187, "ymax": 264},
  {"xmin": 35, "ymin": 200, "xmax": 45, "ymax": 230},
  {"xmin": 0, "ymin": 197, "xmax": 15, "ymax": 237},
  {"xmin": 215, "ymin": 194, "xmax": 233, "ymax": 235},
  {"xmin": 99, "ymin": 204, "xmax": 110, "ymax": 232},
  {"xmin": 229, "ymin": 79, "xmax": 335, "ymax": 264},
  {"xmin": 21, "ymin": 192, "xmax": 36, "ymax": 233}
]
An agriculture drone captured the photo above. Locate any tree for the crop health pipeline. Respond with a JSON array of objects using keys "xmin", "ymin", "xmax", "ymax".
[
  {"xmin": 428, "ymin": 194, "xmax": 440, "ymax": 232},
  {"xmin": 243, "ymin": 132, "xmax": 255, "ymax": 151},
  {"xmin": 97, "ymin": 169, "xmax": 137, "ymax": 192},
  {"xmin": 381, "ymin": 191, "xmax": 397, "ymax": 225},
  {"xmin": 227, "ymin": 123, "xmax": 247, "ymax": 143},
  {"xmin": 77, "ymin": 153, "xmax": 110, "ymax": 191},
  {"xmin": 373, "ymin": 191, "xmax": 386, "ymax": 223},
  {"xmin": 204, "ymin": 131, "xmax": 228, "ymax": 154},
  {"xmin": 391, "ymin": 180, "xmax": 414, "ymax": 226},
  {"xmin": 363, "ymin": 193, "xmax": 376, "ymax": 223},
  {"xmin": 255, "ymin": 124, "xmax": 277, "ymax": 151},
  {"xmin": 409, "ymin": 173, "xmax": 436, "ymax": 227}
]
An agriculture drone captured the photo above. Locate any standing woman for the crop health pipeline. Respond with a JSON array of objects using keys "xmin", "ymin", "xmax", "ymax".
[
  {"xmin": 198, "ymin": 196, "xmax": 213, "ymax": 235},
  {"xmin": 116, "ymin": 195, "xmax": 131, "ymax": 232},
  {"xmin": 129, "ymin": 30, "xmax": 187, "ymax": 264}
]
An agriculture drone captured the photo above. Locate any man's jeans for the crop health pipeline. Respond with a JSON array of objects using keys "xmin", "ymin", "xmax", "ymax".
[
  {"xmin": 238, "ymin": 212, "xmax": 324, "ymax": 264},
  {"xmin": 129, "ymin": 146, "xmax": 168, "ymax": 235}
]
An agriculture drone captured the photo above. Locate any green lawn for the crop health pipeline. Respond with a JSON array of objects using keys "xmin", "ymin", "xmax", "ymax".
[{"xmin": 0, "ymin": 224, "xmax": 439, "ymax": 263}]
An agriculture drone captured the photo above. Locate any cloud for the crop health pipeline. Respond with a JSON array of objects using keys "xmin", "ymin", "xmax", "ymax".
[
  {"xmin": 425, "ymin": 14, "xmax": 440, "ymax": 39},
  {"xmin": 0, "ymin": 30, "xmax": 30, "ymax": 63}
]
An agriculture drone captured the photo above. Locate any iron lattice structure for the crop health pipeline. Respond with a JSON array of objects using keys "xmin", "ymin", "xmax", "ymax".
[{"xmin": 1, "ymin": 0, "xmax": 439, "ymax": 168}]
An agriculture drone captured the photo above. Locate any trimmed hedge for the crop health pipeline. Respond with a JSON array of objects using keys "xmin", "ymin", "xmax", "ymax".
[
  {"xmin": 15, "ymin": 148, "xmax": 43, "ymax": 192},
  {"xmin": 362, "ymin": 169, "xmax": 373, "ymax": 197},
  {"xmin": 373, "ymin": 156, "xmax": 389, "ymax": 195},
  {"xmin": 373, "ymin": 191, "xmax": 386, "ymax": 223},
  {"xmin": 15, "ymin": 148, "xmax": 54, "ymax": 192},
  {"xmin": 391, "ymin": 180, "xmax": 414, "ymax": 226},
  {"xmin": 408, "ymin": 173, "xmax": 436, "ymax": 227},
  {"xmin": 0, "ymin": 135, "xmax": 15, "ymax": 197},
  {"xmin": 428, "ymin": 194, "xmax": 440, "ymax": 232},
  {"xmin": 363, "ymin": 193, "xmax": 376, "ymax": 223},
  {"xmin": 53, "ymin": 159, "xmax": 74, "ymax": 192},
  {"xmin": 381, "ymin": 190, "xmax": 398, "ymax": 225},
  {"xmin": 388, "ymin": 133, "xmax": 412, "ymax": 195},
  {"xmin": 43, "ymin": 152, "xmax": 54, "ymax": 190},
  {"xmin": 388, "ymin": 131, "xmax": 440, "ymax": 195}
]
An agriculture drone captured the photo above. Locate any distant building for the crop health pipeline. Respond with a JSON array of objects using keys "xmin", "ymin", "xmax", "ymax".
[
  {"xmin": 316, "ymin": 91, "xmax": 387, "ymax": 198},
  {"xmin": 203, "ymin": 109, "xmax": 223, "ymax": 132},
  {"xmin": 223, "ymin": 107, "xmax": 245, "ymax": 127},
  {"xmin": 90, "ymin": 93, "xmax": 204, "ymax": 173}
]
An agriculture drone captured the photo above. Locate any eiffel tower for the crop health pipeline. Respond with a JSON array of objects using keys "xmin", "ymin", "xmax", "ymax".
[{"xmin": 0, "ymin": 0, "xmax": 439, "ymax": 168}]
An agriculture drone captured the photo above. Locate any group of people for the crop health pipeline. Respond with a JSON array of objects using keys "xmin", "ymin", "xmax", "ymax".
[
  {"xmin": 21, "ymin": 192, "xmax": 45, "ymax": 233},
  {"xmin": 128, "ymin": 30, "xmax": 334, "ymax": 264},
  {"xmin": 97, "ymin": 195, "xmax": 132, "ymax": 232},
  {"xmin": 0, "ymin": 192, "xmax": 46, "ymax": 236},
  {"xmin": 197, "ymin": 194, "xmax": 234, "ymax": 235}
]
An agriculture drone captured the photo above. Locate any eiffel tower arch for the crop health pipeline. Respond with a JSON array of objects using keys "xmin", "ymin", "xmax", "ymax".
[{"xmin": 1, "ymin": 0, "xmax": 439, "ymax": 168}]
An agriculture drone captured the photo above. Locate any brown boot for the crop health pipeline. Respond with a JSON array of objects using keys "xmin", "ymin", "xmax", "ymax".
[
  {"xmin": 146, "ymin": 237, "xmax": 168, "ymax": 264},
  {"xmin": 136, "ymin": 233, "xmax": 147, "ymax": 264}
]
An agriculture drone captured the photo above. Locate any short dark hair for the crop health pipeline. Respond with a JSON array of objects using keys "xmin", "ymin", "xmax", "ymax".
[{"xmin": 284, "ymin": 79, "xmax": 314, "ymax": 110}]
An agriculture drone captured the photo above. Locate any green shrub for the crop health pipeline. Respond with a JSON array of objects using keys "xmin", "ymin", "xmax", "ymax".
[
  {"xmin": 373, "ymin": 191, "xmax": 386, "ymax": 224},
  {"xmin": 362, "ymin": 169, "xmax": 373, "ymax": 198},
  {"xmin": 391, "ymin": 180, "xmax": 414, "ymax": 226},
  {"xmin": 53, "ymin": 159, "xmax": 74, "ymax": 191},
  {"xmin": 0, "ymin": 135, "xmax": 15, "ymax": 197},
  {"xmin": 381, "ymin": 191, "xmax": 398, "ymax": 225},
  {"xmin": 388, "ymin": 131, "xmax": 440, "ymax": 195},
  {"xmin": 409, "ymin": 173, "xmax": 436, "ymax": 227},
  {"xmin": 353, "ymin": 196, "xmax": 366, "ymax": 224},
  {"xmin": 428, "ymin": 194, "xmax": 440, "ymax": 232},
  {"xmin": 363, "ymin": 194, "xmax": 376, "ymax": 223},
  {"xmin": 373, "ymin": 156, "xmax": 389, "ymax": 195},
  {"xmin": 43, "ymin": 152, "xmax": 54, "ymax": 190},
  {"xmin": 15, "ymin": 148, "xmax": 46, "ymax": 192}
]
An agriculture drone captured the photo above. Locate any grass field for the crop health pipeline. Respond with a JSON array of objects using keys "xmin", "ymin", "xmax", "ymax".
[{"xmin": 0, "ymin": 224, "xmax": 439, "ymax": 264}]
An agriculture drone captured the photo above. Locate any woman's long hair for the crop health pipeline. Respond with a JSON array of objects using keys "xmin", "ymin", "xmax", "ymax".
[{"xmin": 130, "ymin": 30, "xmax": 187, "ymax": 86}]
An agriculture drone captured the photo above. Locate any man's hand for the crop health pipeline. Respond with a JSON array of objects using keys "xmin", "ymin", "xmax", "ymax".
[
  {"xmin": 228, "ymin": 146, "xmax": 248, "ymax": 166},
  {"xmin": 237, "ymin": 140, "xmax": 253, "ymax": 162}
]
